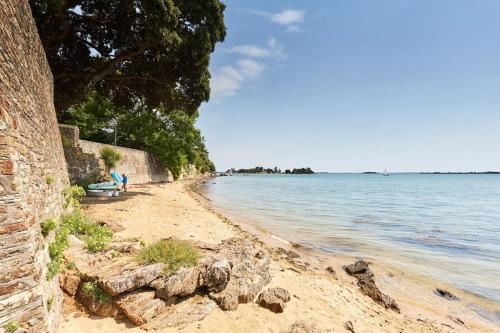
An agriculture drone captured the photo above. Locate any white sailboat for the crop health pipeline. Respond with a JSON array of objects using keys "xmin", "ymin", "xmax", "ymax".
[{"xmin": 383, "ymin": 168, "xmax": 389, "ymax": 176}]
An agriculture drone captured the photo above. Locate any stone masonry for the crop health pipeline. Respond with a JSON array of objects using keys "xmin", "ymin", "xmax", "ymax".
[{"xmin": 0, "ymin": 1, "xmax": 69, "ymax": 332}]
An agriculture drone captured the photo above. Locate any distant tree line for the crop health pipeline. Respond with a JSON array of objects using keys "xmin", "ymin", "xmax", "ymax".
[{"xmin": 226, "ymin": 167, "xmax": 314, "ymax": 174}]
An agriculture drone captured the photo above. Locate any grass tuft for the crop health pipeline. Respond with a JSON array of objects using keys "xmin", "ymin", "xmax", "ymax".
[
  {"xmin": 81, "ymin": 281, "xmax": 111, "ymax": 304},
  {"xmin": 137, "ymin": 240, "xmax": 199, "ymax": 276},
  {"xmin": 4, "ymin": 321, "xmax": 18, "ymax": 333}
]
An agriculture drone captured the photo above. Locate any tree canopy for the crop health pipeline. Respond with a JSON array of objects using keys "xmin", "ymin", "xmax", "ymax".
[{"xmin": 30, "ymin": 0, "xmax": 226, "ymax": 114}]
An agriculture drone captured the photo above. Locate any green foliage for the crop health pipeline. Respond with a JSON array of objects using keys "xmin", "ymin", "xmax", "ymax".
[
  {"xmin": 81, "ymin": 281, "xmax": 111, "ymax": 304},
  {"xmin": 64, "ymin": 97, "xmax": 216, "ymax": 180},
  {"xmin": 137, "ymin": 240, "xmax": 199, "ymax": 276},
  {"xmin": 46, "ymin": 175, "xmax": 55, "ymax": 185},
  {"xmin": 63, "ymin": 185, "xmax": 86, "ymax": 209},
  {"xmin": 41, "ymin": 218, "xmax": 57, "ymax": 237},
  {"xmin": 30, "ymin": 0, "xmax": 226, "ymax": 114},
  {"xmin": 66, "ymin": 261, "xmax": 77, "ymax": 270},
  {"xmin": 76, "ymin": 173, "xmax": 100, "ymax": 190},
  {"xmin": 46, "ymin": 209, "xmax": 113, "ymax": 280},
  {"xmin": 60, "ymin": 209, "xmax": 113, "ymax": 253},
  {"xmin": 47, "ymin": 297, "xmax": 54, "ymax": 311},
  {"xmin": 99, "ymin": 146, "xmax": 122, "ymax": 169},
  {"xmin": 4, "ymin": 321, "xmax": 18, "ymax": 333}
]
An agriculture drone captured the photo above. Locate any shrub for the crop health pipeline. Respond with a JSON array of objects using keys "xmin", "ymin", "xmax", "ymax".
[
  {"xmin": 63, "ymin": 185, "xmax": 86, "ymax": 209},
  {"xmin": 81, "ymin": 281, "xmax": 111, "ymax": 304},
  {"xmin": 137, "ymin": 240, "xmax": 199, "ymax": 276},
  {"xmin": 66, "ymin": 261, "xmax": 77, "ymax": 270},
  {"xmin": 41, "ymin": 218, "xmax": 57, "ymax": 237},
  {"xmin": 46, "ymin": 210, "xmax": 113, "ymax": 279},
  {"xmin": 76, "ymin": 173, "xmax": 99, "ymax": 189},
  {"xmin": 4, "ymin": 321, "xmax": 18, "ymax": 333},
  {"xmin": 99, "ymin": 146, "xmax": 122, "ymax": 169}
]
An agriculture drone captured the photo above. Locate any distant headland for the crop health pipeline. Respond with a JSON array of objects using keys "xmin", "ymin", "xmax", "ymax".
[
  {"xmin": 420, "ymin": 171, "xmax": 500, "ymax": 175},
  {"xmin": 221, "ymin": 167, "xmax": 314, "ymax": 175}
]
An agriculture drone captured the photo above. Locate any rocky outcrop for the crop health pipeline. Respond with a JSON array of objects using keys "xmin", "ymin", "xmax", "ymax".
[
  {"xmin": 207, "ymin": 238, "xmax": 272, "ymax": 310},
  {"xmin": 63, "ymin": 237, "xmax": 272, "ymax": 329},
  {"xmin": 59, "ymin": 274, "xmax": 81, "ymax": 296},
  {"xmin": 435, "ymin": 288, "xmax": 458, "ymax": 300},
  {"xmin": 344, "ymin": 260, "xmax": 400, "ymax": 313},
  {"xmin": 256, "ymin": 287, "xmax": 291, "ymax": 313}
]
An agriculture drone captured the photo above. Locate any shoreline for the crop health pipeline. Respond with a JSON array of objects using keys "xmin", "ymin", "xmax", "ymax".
[
  {"xmin": 187, "ymin": 178, "xmax": 500, "ymax": 329},
  {"xmin": 60, "ymin": 180, "xmax": 499, "ymax": 332}
]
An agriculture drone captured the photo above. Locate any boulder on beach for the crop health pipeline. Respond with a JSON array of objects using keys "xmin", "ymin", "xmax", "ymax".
[
  {"xmin": 256, "ymin": 287, "xmax": 291, "ymax": 313},
  {"xmin": 280, "ymin": 320, "xmax": 320, "ymax": 333}
]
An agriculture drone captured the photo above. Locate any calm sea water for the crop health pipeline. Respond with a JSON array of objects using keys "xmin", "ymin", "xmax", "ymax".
[{"xmin": 198, "ymin": 173, "xmax": 500, "ymax": 303}]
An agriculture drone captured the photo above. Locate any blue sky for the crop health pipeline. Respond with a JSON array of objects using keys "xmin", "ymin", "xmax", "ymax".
[{"xmin": 198, "ymin": 0, "xmax": 500, "ymax": 172}]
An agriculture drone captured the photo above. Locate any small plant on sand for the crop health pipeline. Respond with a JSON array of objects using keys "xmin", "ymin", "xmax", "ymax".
[
  {"xmin": 66, "ymin": 261, "xmax": 77, "ymax": 270},
  {"xmin": 137, "ymin": 240, "xmax": 199, "ymax": 276},
  {"xmin": 62, "ymin": 185, "xmax": 86, "ymax": 209},
  {"xmin": 40, "ymin": 218, "xmax": 57, "ymax": 237},
  {"xmin": 47, "ymin": 297, "xmax": 54, "ymax": 311},
  {"xmin": 81, "ymin": 281, "xmax": 111, "ymax": 304},
  {"xmin": 46, "ymin": 175, "xmax": 55, "ymax": 186},
  {"xmin": 4, "ymin": 321, "xmax": 18, "ymax": 333},
  {"xmin": 99, "ymin": 146, "xmax": 122, "ymax": 169}
]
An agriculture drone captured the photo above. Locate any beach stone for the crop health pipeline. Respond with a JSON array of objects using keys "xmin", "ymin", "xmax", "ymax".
[
  {"xmin": 201, "ymin": 259, "xmax": 232, "ymax": 293},
  {"xmin": 114, "ymin": 289, "xmax": 175, "ymax": 326},
  {"xmin": 207, "ymin": 238, "xmax": 272, "ymax": 310},
  {"xmin": 277, "ymin": 247, "xmax": 300, "ymax": 260},
  {"xmin": 280, "ymin": 320, "xmax": 320, "ymax": 333},
  {"xmin": 150, "ymin": 266, "xmax": 202, "ymax": 299},
  {"xmin": 344, "ymin": 320, "xmax": 355, "ymax": 332},
  {"xmin": 344, "ymin": 260, "xmax": 369, "ymax": 275},
  {"xmin": 108, "ymin": 240, "xmax": 142, "ymax": 254},
  {"xmin": 435, "ymin": 288, "xmax": 459, "ymax": 300},
  {"xmin": 59, "ymin": 273, "xmax": 81, "ymax": 296},
  {"xmin": 256, "ymin": 287, "xmax": 291, "ymax": 313},
  {"xmin": 326, "ymin": 266, "xmax": 337, "ymax": 279},
  {"xmin": 344, "ymin": 260, "xmax": 400, "ymax": 313}
]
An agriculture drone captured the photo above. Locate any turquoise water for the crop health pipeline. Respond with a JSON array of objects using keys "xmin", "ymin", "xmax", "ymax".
[{"xmin": 198, "ymin": 173, "xmax": 500, "ymax": 303}]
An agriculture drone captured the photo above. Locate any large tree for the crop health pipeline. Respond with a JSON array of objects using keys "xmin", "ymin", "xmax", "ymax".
[{"xmin": 30, "ymin": 0, "xmax": 226, "ymax": 114}]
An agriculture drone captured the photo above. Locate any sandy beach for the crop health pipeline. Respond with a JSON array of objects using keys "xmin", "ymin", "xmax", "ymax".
[{"xmin": 59, "ymin": 181, "xmax": 499, "ymax": 333}]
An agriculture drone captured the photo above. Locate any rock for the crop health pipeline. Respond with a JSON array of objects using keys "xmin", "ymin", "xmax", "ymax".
[
  {"xmin": 448, "ymin": 315, "xmax": 466, "ymax": 326},
  {"xmin": 344, "ymin": 320, "xmax": 355, "ymax": 332},
  {"xmin": 59, "ymin": 273, "xmax": 81, "ymax": 296},
  {"xmin": 97, "ymin": 220, "xmax": 125, "ymax": 232},
  {"xmin": 435, "ymin": 288, "xmax": 458, "ymax": 300},
  {"xmin": 207, "ymin": 238, "xmax": 272, "ymax": 310},
  {"xmin": 256, "ymin": 287, "xmax": 291, "ymax": 313},
  {"xmin": 344, "ymin": 260, "xmax": 369, "ymax": 275},
  {"xmin": 200, "ymin": 259, "xmax": 231, "ymax": 293},
  {"xmin": 277, "ymin": 247, "xmax": 300, "ymax": 259},
  {"xmin": 98, "ymin": 263, "xmax": 166, "ymax": 296},
  {"xmin": 141, "ymin": 295, "xmax": 217, "ymax": 330},
  {"xmin": 358, "ymin": 280, "xmax": 400, "ymax": 313},
  {"xmin": 344, "ymin": 260, "xmax": 400, "ymax": 313},
  {"xmin": 76, "ymin": 286, "xmax": 121, "ymax": 317},
  {"xmin": 326, "ymin": 266, "xmax": 337, "ymax": 279},
  {"xmin": 114, "ymin": 290, "xmax": 175, "ymax": 326},
  {"xmin": 150, "ymin": 266, "xmax": 201, "ymax": 300},
  {"xmin": 280, "ymin": 320, "xmax": 320, "ymax": 333},
  {"xmin": 64, "ymin": 242, "xmax": 165, "ymax": 296}
]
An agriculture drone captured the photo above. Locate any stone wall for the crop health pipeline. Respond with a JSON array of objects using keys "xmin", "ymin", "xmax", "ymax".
[
  {"xmin": 0, "ymin": 1, "xmax": 69, "ymax": 332},
  {"xmin": 60, "ymin": 124, "xmax": 172, "ymax": 184}
]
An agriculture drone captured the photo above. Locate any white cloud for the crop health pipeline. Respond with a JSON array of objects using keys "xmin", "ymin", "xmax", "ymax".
[
  {"xmin": 229, "ymin": 38, "xmax": 285, "ymax": 59},
  {"xmin": 211, "ymin": 59, "xmax": 264, "ymax": 98},
  {"xmin": 250, "ymin": 9, "xmax": 305, "ymax": 32},
  {"xmin": 271, "ymin": 9, "xmax": 305, "ymax": 26}
]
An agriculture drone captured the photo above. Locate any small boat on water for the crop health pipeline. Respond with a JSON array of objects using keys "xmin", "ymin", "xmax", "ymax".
[{"xmin": 383, "ymin": 168, "xmax": 389, "ymax": 176}]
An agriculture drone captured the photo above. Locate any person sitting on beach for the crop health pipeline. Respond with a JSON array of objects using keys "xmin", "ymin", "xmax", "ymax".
[{"xmin": 122, "ymin": 173, "xmax": 128, "ymax": 192}]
